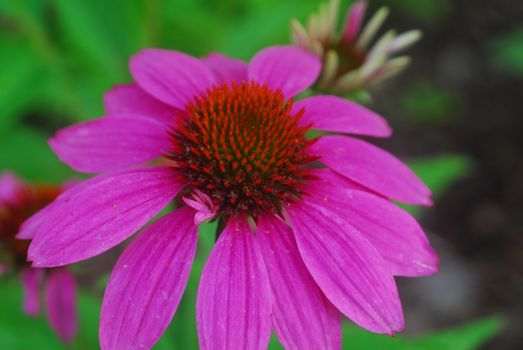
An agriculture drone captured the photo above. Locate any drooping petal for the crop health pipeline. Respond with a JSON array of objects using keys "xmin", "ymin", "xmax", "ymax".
[
  {"xmin": 0, "ymin": 172, "xmax": 23, "ymax": 204},
  {"xmin": 202, "ymin": 53, "xmax": 248, "ymax": 84},
  {"xmin": 130, "ymin": 49, "xmax": 216, "ymax": 109},
  {"xmin": 49, "ymin": 115, "xmax": 172, "ymax": 173},
  {"xmin": 196, "ymin": 217, "xmax": 271, "ymax": 350},
  {"xmin": 104, "ymin": 83, "xmax": 178, "ymax": 126},
  {"xmin": 342, "ymin": 0, "xmax": 368, "ymax": 43},
  {"xmin": 21, "ymin": 267, "xmax": 43, "ymax": 316},
  {"xmin": 257, "ymin": 215, "xmax": 341, "ymax": 349},
  {"xmin": 45, "ymin": 268, "xmax": 77, "ymax": 343},
  {"xmin": 28, "ymin": 167, "xmax": 184, "ymax": 267},
  {"xmin": 100, "ymin": 207, "xmax": 198, "ymax": 350},
  {"xmin": 182, "ymin": 190, "xmax": 218, "ymax": 225},
  {"xmin": 292, "ymin": 95, "xmax": 391, "ymax": 137},
  {"xmin": 307, "ymin": 171, "xmax": 438, "ymax": 277},
  {"xmin": 248, "ymin": 45, "xmax": 321, "ymax": 98},
  {"xmin": 287, "ymin": 200, "xmax": 404, "ymax": 335},
  {"xmin": 310, "ymin": 135, "xmax": 432, "ymax": 205}
]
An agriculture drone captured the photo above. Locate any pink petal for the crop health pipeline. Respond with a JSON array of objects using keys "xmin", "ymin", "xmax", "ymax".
[
  {"xmin": 310, "ymin": 135, "xmax": 432, "ymax": 205},
  {"xmin": 100, "ymin": 207, "xmax": 198, "ymax": 350},
  {"xmin": 28, "ymin": 167, "xmax": 184, "ymax": 267},
  {"xmin": 342, "ymin": 1, "xmax": 368, "ymax": 43},
  {"xmin": 21, "ymin": 267, "xmax": 43, "ymax": 316},
  {"xmin": 248, "ymin": 45, "xmax": 321, "ymax": 98},
  {"xmin": 130, "ymin": 49, "xmax": 216, "ymax": 109},
  {"xmin": 287, "ymin": 200, "xmax": 404, "ymax": 335},
  {"xmin": 49, "ymin": 115, "xmax": 172, "ymax": 173},
  {"xmin": 293, "ymin": 95, "xmax": 391, "ymax": 137},
  {"xmin": 0, "ymin": 171, "xmax": 23, "ymax": 204},
  {"xmin": 257, "ymin": 215, "xmax": 341, "ymax": 349},
  {"xmin": 312, "ymin": 168, "xmax": 374, "ymax": 192},
  {"xmin": 182, "ymin": 190, "xmax": 218, "ymax": 225},
  {"xmin": 308, "ymin": 171, "xmax": 439, "ymax": 277},
  {"xmin": 196, "ymin": 217, "xmax": 271, "ymax": 350},
  {"xmin": 18, "ymin": 178, "xmax": 98, "ymax": 240},
  {"xmin": 104, "ymin": 83, "xmax": 178, "ymax": 126},
  {"xmin": 45, "ymin": 268, "xmax": 78, "ymax": 343},
  {"xmin": 202, "ymin": 53, "xmax": 248, "ymax": 84}
]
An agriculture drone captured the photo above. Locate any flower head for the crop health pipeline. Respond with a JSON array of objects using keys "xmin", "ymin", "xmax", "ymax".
[
  {"xmin": 28, "ymin": 45, "xmax": 438, "ymax": 349},
  {"xmin": 0, "ymin": 172, "xmax": 78, "ymax": 344},
  {"xmin": 291, "ymin": 0, "xmax": 422, "ymax": 94}
]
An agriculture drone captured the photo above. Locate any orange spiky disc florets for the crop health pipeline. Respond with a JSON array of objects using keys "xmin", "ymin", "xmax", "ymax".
[{"xmin": 169, "ymin": 81, "xmax": 317, "ymax": 217}]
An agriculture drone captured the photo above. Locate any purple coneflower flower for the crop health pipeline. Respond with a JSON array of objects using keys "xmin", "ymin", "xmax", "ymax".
[
  {"xmin": 291, "ymin": 0, "xmax": 422, "ymax": 94},
  {"xmin": 0, "ymin": 172, "xmax": 77, "ymax": 344},
  {"xmin": 25, "ymin": 45, "xmax": 438, "ymax": 349}
]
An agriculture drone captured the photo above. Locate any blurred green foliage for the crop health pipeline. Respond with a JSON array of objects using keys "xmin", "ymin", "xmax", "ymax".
[
  {"xmin": 379, "ymin": 0, "xmax": 451, "ymax": 25},
  {"xmin": 489, "ymin": 27, "xmax": 523, "ymax": 77},
  {"xmin": 342, "ymin": 316, "xmax": 502, "ymax": 350},
  {"xmin": 403, "ymin": 155, "xmax": 473, "ymax": 216},
  {"xmin": 402, "ymin": 82, "xmax": 460, "ymax": 125},
  {"xmin": 381, "ymin": 0, "xmax": 452, "ymax": 25},
  {"xmin": 0, "ymin": 126, "xmax": 71, "ymax": 182},
  {"xmin": 408, "ymin": 155, "xmax": 473, "ymax": 199}
]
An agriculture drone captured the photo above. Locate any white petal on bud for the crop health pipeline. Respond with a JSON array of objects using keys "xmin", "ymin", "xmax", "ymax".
[
  {"xmin": 327, "ymin": 0, "xmax": 341, "ymax": 38},
  {"xmin": 356, "ymin": 6, "xmax": 389, "ymax": 50},
  {"xmin": 291, "ymin": 19, "xmax": 311, "ymax": 48},
  {"xmin": 316, "ymin": 3, "xmax": 330, "ymax": 41},
  {"xmin": 387, "ymin": 30, "xmax": 422, "ymax": 54},
  {"xmin": 308, "ymin": 13, "xmax": 320, "ymax": 38},
  {"xmin": 333, "ymin": 70, "xmax": 361, "ymax": 92},
  {"xmin": 359, "ymin": 30, "xmax": 395, "ymax": 81},
  {"xmin": 318, "ymin": 49, "xmax": 339, "ymax": 88},
  {"xmin": 311, "ymin": 40, "xmax": 324, "ymax": 57},
  {"xmin": 368, "ymin": 56, "xmax": 412, "ymax": 86},
  {"xmin": 368, "ymin": 29, "xmax": 396, "ymax": 57}
]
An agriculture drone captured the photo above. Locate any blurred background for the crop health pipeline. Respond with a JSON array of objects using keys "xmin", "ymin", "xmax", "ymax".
[{"xmin": 0, "ymin": 0, "xmax": 521, "ymax": 349}]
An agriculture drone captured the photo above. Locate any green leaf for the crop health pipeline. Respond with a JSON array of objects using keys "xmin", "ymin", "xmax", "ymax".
[
  {"xmin": 408, "ymin": 154, "xmax": 473, "ymax": 198},
  {"xmin": 489, "ymin": 27, "xmax": 523, "ymax": 76},
  {"xmin": 74, "ymin": 291, "xmax": 102, "ymax": 350},
  {"xmin": 0, "ymin": 0, "xmax": 50, "ymax": 25},
  {"xmin": 343, "ymin": 316, "xmax": 502, "ymax": 350},
  {"xmin": 219, "ymin": 0, "xmax": 319, "ymax": 59},
  {"xmin": 159, "ymin": 0, "xmax": 222, "ymax": 56},
  {"xmin": 50, "ymin": 0, "xmax": 142, "ymax": 76},
  {"xmin": 402, "ymin": 154, "xmax": 472, "ymax": 216},
  {"xmin": 415, "ymin": 316, "xmax": 503, "ymax": 350},
  {"xmin": 379, "ymin": 0, "xmax": 451, "ymax": 25},
  {"xmin": 0, "ymin": 277, "xmax": 102, "ymax": 350},
  {"xmin": 0, "ymin": 278, "xmax": 65, "ymax": 350},
  {"xmin": 0, "ymin": 35, "xmax": 48, "ymax": 134},
  {"xmin": 0, "ymin": 125, "xmax": 72, "ymax": 183},
  {"xmin": 401, "ymin": 82, "xmax": 460, "ymax": 125}
]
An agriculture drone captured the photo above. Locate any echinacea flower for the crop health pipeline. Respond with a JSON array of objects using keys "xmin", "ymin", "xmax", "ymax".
[
  {"xmin": 291, "ymin": 0, "xmax": 421, "ymax": 94},
  {"xmin": 26, "ymin": 45, "xmax": 438, "ymax": 350},
  {"xmin": 0, "ymin": 172, "xmax": 77, "ymax": 344}
]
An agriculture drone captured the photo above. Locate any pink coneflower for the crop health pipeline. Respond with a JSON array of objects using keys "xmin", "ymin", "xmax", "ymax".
[
  {"xmin": 0, "ymin": 172, "xmax": 77, "ymax": 344},
  {"xmin": 26, "ymin": 45, "xmax": 438, "ymax": 349},
  {"xmin": 292, "ymin": 0, "xmax": 422, "ymax": 94}
]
